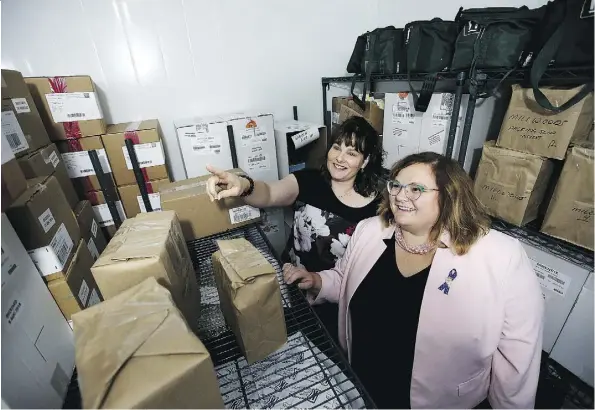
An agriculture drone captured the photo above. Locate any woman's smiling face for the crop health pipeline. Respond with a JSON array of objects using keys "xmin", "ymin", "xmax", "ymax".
[{"xmin": 326, "ymin": 141, "xmax": 366, "ymax": 182}]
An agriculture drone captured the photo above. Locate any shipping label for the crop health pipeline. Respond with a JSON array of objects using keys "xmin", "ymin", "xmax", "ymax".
[
  {"xmin": 1, "ymin": 247, "xmax": 18, "ymax": 289},
  {"xmin": 87, "ymin": 238, "xmax": 100, "ymax": 261},
  {"xmin": 11, "ymin": 98, "xmax": 31, "ymax": 114},
  {"xmin": 1, "ymin": 110, "xmax": 28, "ymax": 154},
  {"xmin": 61, "ymin": 149, "xmax": 111, "ymax": 178},
  {"xmin": 137, "ymin": 193, "xmax": 162, "ymax": 212},
  {"xmin": 122, "ymin": 141, "xmax": 165, "ymax": 169},
  {"xmin": 192, "ymin": 135, "xmax": 222, "ymax": 156},
  {"xmin": 38, "ymin": 208, "xmax": 56, "ymax": 233},
  {"xmin": 92, "ymin": 201, "xmax": 126, "ymax": 227},
  {"xmin": 529, "ymin": 258, "xmax": 572, "ymax": 298},
  {"xmin": 78, "ymin": 279, "xmax": 90, "ymax": 307},
  {"xmin": 45, "ymin": 151, "xmax": 60, "ymax": 168},
  {"xmin": 240, "ymin": 127, "xmax": 269, "ymax": 147},
  {"xmin": 229, "ymin": 205, "xmax": 261, "ymax": 225},
  {"xmin": 392, "ymin": 100, "xmax": 416, "ymax": 125},
  {"xmin": 50, "ymin": 223, "xmax": 74, "ymax": 267},
  {"xmin": 45, "ymin": 92, "xmax": 103, "ymax": 123},
  {"xmin": 88, "ymin": 289, "xmax": 101, "ymax": 307},
  {"xmin": 246, "ymin": 152, "xmax": 270, "ymax": 171}
]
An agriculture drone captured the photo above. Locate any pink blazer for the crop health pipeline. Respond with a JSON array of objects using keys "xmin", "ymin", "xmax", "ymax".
[{"xmin": 310, "ymin": 216, "xmax": 544, "ymax": 409}]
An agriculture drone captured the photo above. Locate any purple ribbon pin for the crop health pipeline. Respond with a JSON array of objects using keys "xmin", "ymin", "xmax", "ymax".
[{"xmin": 438, "ymin": 269, "xmax": 457, "ymax": 295}]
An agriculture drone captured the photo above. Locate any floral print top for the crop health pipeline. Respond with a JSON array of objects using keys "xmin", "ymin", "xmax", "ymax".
[{"xmin": 281, "ymin": 169, "xmax": 380, "ymax": 273}]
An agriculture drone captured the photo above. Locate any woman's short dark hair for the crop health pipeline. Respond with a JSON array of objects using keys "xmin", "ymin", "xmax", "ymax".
[{"xmin": 321, "ymin": 116, "xmax": 385, "ymax": 197}]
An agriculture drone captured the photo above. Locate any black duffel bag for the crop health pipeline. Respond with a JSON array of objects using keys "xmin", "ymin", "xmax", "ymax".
[
  {"xmin": 523, "ymin": 0, "xmax": 594, "ymax": 112},
  {"xmin": 451, "ymin": 6, "xmax": 543, "ymax": 72},
  {"xmin": 404, "ymin": 18, "xmax": 460, "ymax": 111},
  {"xmin": 346, "ymin": 27, "xmax": 406, "ymax": 108}
]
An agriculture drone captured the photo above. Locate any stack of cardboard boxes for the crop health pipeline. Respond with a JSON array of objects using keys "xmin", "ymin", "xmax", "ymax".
[{"xmin": 474, "ymin": 85, "xmax": 594, "ymax": 241}]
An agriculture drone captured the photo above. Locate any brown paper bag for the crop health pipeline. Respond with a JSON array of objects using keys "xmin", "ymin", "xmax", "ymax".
[
  {"xmin": 91, "ymin": 210, "xmax": 201, "ymax": 333},
  {"xmin": 474, "ymin": 141, "xmax": 554, "ymax": 226},
  {"xmin": 497, "ymin": 85, "xmax": 593, "ymax": 159},
  {"xmin": 541, "ymin": 144, "xmax": 594, "ymax": 250},
  {"xmin": 212, "ymin": 238, "xmax": 287, "ymax": 364},
  {"xmin": 72, "ymin": 277, "xmax": 224, "ymax": 409}
]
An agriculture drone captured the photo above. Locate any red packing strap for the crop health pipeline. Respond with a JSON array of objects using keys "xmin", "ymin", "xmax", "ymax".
[
  {"xmin": 124, "ymin": 130, "xmax": 151, "ymax": 186},
  {"xmin": 48, "ymin": 77, "xmax": 83, "ymax": 140},
  {"xmin": 85, "ymin": 190, "xmax": 99, "ymax": 206},
  {"xmin": 146, "ymin": 181, "xmax": 154, "ymax": 194},
  {"xmin": 67, "ymin": 139, "xmax": 94, "ymax": 193}
]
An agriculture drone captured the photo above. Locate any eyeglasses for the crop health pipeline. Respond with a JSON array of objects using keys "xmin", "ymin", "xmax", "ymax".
[{"xmin": 387, "ymin": 180, "xmax": 439, "ymax": 201}]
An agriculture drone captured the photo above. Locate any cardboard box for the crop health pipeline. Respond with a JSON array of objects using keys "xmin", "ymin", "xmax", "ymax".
[
  {"xmin": 75, "ymin": 200, "xmax": 108, "ymax": 261},
  {"xmin": 1, "ymin": 70, "xmax": 51, "ymax": 157},
  {"xmin": 550, "ymin": 272, "xmax": 594, "ymax": 387},
  {"xmin": 541, "ymin": 144, "xmax": 594, "ymax": 250},
  {"xmin": 24, "ymin": 75, "xmax": 106, "ymax": 141},
  {"xmin": 159, "ymin": 170, "xmax": 261, "ymax": 240},
  {"xmin": 497, "ymin": 85, "xmax": 593, "ymax": 159},
  {"xmin": 55, "ymin": 135, "xmax": 113, "ymax": 195},
  {"xmin": 1, "ymin": 214, "xmax": 75, "ymax": 409},
  {"xmin": 101, "ymin": 120, "xmax": 170, "ymax": 186},
  {"xmin": 513, "ymin": 235, "xmax": 593, "ymax": 353},
  {"xmin": 117, "ymin": 178, "xmax": 169, "ymax": 218},
  {"xmin": 91, "ymin": 211, "xmax": 201, "ymax": 332},
  {"xmin": 72, "ymin": 277, "xmax": 223, "ymax": 408},
  {"xmin": 18, "ymin": 143, "xmax": 79, "ymax": 209},
  {"xmin": 336, "ymin": 98, "xmax": 384, "ymax": 135},
  {"xmin": 85, "ymin": 189, "xmax": 127, "ymax": 240},
  {"xmin": 1, "ymin": 132, "xmax": 27, "ymax": 212},
  {"xmin": 6, "ymin": 175, "xmax": 81, "ymax": 277},
  {"xmin": 176, "ymin": 113, "xmax": 278, "ymax": 181},
  {"xmin": 274, "ymin": 121, "xmax": 328, "ymax": 179},
  {"xmin": 47, "ymin": 240, "xmax": 103, "ymax": 320},
  {"xmin": 212, "ymin": 238, "xmax": 287, "ymax": 363},
  {"xmin": 474, "ymin": 142, "xmax": 553, "ymax": 226}
]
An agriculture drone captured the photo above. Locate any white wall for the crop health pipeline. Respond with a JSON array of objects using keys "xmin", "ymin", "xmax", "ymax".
[{"xmin": 1, "ymin": 0, "xmax": 546, "ymax": 180}]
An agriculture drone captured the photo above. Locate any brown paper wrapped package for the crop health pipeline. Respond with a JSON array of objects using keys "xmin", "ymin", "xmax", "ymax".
[
  {"xmin": 541, "ymin": 144, "xmax": 594, "ymax": 250},
  {"xmin": 91, "ymin": 210, "xmax": 201, "ymax": 332},
  {"xmin": 72, "ymin": 277, "xmax": 224, "ymax": 409},
  {"xmin": 212, "ymin": 238, "xmax": 287, "ymax": 364},
  {"xmin": 474, "ymin": 141, "xmax": 554, "ymax": 226}
]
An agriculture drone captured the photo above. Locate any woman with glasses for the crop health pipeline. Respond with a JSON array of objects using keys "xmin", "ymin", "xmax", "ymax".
[
  {"xmin": 284, "ymin": 152, "xmax": 544, "ymax": 409},
  {"xmin": 206, "ymin": 116, "xmax": 385, "ymax": 344}
]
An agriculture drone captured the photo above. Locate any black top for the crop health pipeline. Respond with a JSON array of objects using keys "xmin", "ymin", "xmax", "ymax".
[
  {"xmin": 282, "ymin": 168, "xmax": 380, "ymax": 272},
  {"xmin": 350, "ymin": 234, "xmax": 430, "ymax": 409}
]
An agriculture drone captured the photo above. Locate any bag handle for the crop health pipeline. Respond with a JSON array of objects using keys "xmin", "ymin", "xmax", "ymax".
[
  {"xmin": 352, "ymin": 33, "xmax": 376, "ymax": 110},
  {"xmin": 406, "ymin": 23, "xmax": 435, "ymax": 112},
  {"xmin": 529, "ymin": 2, "xmax": 593, "ymax": 112}
]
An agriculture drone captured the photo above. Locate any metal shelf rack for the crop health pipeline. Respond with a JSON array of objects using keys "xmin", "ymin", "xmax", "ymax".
[{"xmin": 63, "ymin": 224, "xmax": 373, "ymax": 409}]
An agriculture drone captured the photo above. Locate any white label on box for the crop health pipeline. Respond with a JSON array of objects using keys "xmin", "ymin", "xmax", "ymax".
[
  {"xmin": 38, "ymin": 208, "xmax": 56, "ymax": 233},
  {"xmin": 92, "ymin": 201, "xmax": 126, "ymax": 227},
  {"xmin": 4, "ymin": 296, "xmax": 23, "ymax": 326},
  {"xmin": 61, "ymin": 149, "xmax": 111, "ymax": 178},
  {"xmin": 11, "ymin": 98, "xmax": 31, "ymax": 114},
  {"xmin": 78, "ymin": 279, "xmax": 90, "ymax": 307},
  {"xmin": 240, "ymin": 127, "xmax": 269, "ymax": 147},
  {"xmin": 45, "ymin": 151, "xmax": 60, "ymax": 168},
  {"xmin": 45, "ymin": 92, "xmax": 103, "ymax": 123},
  {"xmin": 229, "ymin": 205, "xmax": 260, "ymax": 225},
  {"xmin": 192, "ymin": 135, "xmax": 222, "ymax": 155},
  {"xmin": 87, "ymin": 238, "xmax": 100, "ymax": 261},
  {"xmin": 122, "ymin": 141, "xmax": 165, "ymax": 169},
  {"xmin": 246, "ymin": 153, "xmax": 270, "ymax": 171},
  {"xmin": 392, "ymin": 101, "xmax": 415, "ymax": 125},
  {"xmin": 50, "ymin": 223, "xmax": 74, "ymax": 267},
  {"xmin": 1, "ymin": 111, "xmax": 28, "ymax": 154},
  {"xmin": 529, "ymin": 258, "xmax": 572, "ymax": 298},
  {"xmin": 28, "ymin": 247, "xmax": 62, "ymax": 276},
  {"xmin": 331, "ymin": 112, "xmax": 339, "ymax": 124},
  {"xmin": 91, "ymin": 219, "xmax": 98, "ymax": 238},
  {"xmin": 291, "ymin": 127, "xmax": 320, "ymax": 149},
  {"xmin": 1, "ymin": 247, "xmax": 18, "ymax": 289},
  {"xmin": 88, "ymin": 289, "xmax": 101, "ymax": 307},
  {"xmin": 137, "ymin": 193, "xmax": 161, "ymax": 212}
]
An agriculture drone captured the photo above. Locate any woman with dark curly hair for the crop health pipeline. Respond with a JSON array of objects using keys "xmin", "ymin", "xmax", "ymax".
[{"xmin": 206, "ymin": 116, "xmax": 385, "ymax": 342}]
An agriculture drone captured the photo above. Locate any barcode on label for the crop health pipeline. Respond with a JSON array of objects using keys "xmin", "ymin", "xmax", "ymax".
[
  {"xmin": 138, "ymin": 160, "xmax": 152, "ymax": 166},
  {"xmin": 55, "ymin": 241, "xmax": 69, "ymax": 265},
  {"xmin": 394, "ymin": 113, "xmax": 415, "ymax": 119},
  {"xmin": 193, "ymin": 146, "xmax": 205, "ymax": 151},
  {"xmin": 440, "ymin": 93, "xmax": 455, "ymax": 112},
  {"xmin": 432, "ymin": 114, "xmax": 450, "ymax": 121},
  {"xmin": 5, "ymin": 133, "xmax": 22, "ymax": 150},
  {"xmin": 536, "ymin": 273, "xmax": 545, "ymax": 280},
  {"xmin": 248, "ymin": 155, "xmax": 265, "ymax": 163},
  {"xmin": 67, "ymin": 113, "xmax": 85, "ymax": 118},
  {"xmin": 79, "ymin": 168, "xmax": 93, "ymax": 174},
  {"xmin": 234, "ymin": 212, "xmax": 251, "ymax": 223},
  {"xmin": 229, "ymin": 205, "xmax": 260, "ymax": 224},
  {"xmin": 548, "ymin": 275, "xmax": 565, "ymax": 285}
]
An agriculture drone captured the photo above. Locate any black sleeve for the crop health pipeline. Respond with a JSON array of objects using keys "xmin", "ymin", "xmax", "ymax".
[{"xmin": 292, "ymin": 168, "xmax": 325, "ymax": 203}]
